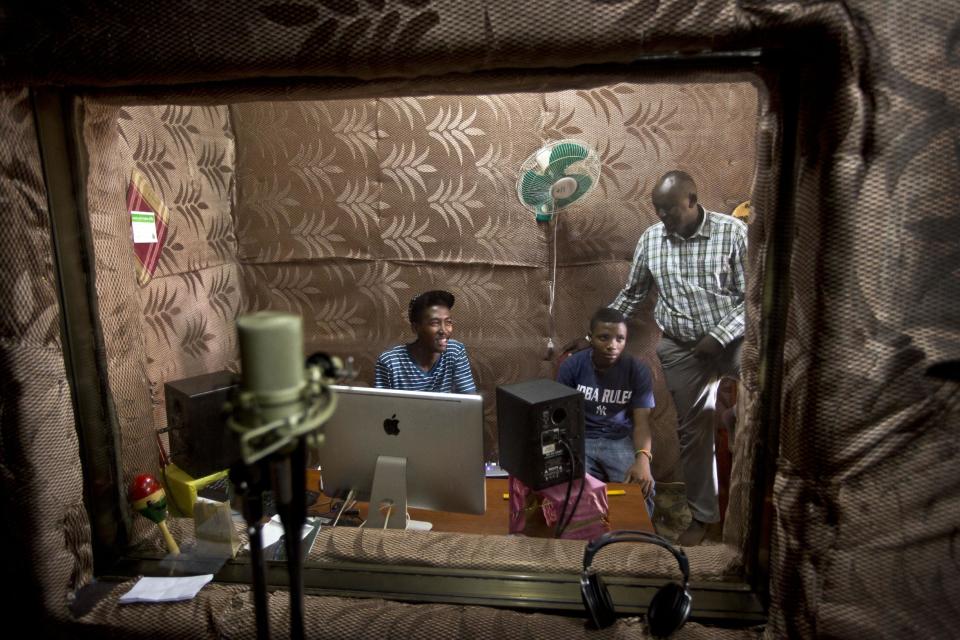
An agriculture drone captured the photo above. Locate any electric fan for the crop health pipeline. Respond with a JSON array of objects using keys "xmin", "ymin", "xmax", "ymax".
[
  {"xmin": 516, "ymin": 140, "xmax": 601, "ymax": 222},
  {"xmin": 515, "ymin": 140, "xmax": 601, "ymax": 357}
]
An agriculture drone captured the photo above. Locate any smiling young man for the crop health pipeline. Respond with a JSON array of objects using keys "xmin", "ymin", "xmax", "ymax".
[
  {"xmin": 374, "ymin": 290, "xmax": 477, "ymax": 394},
  {"xmin": 557, "ymin": 307, "xmax": 656, "ymax": 516}
]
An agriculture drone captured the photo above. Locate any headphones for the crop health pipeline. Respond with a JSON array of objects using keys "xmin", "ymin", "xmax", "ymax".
[{"xmin": 580, "ymin": 530, "xmax": 692, "ymax": 637}]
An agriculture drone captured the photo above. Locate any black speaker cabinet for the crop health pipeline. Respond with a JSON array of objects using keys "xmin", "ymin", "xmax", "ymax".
[
  {"xmin": 496, "ymin": 378, "xmax": 585, "ymax": 490},
  {"xmin": 165, "ymin": 370, "xmax": 239, "ymax": 478}
]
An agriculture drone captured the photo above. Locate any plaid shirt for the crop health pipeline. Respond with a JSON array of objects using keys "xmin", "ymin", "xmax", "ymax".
[{"xmin": 611, "ymin": 207, "xmax": 747, "ymax": 346}]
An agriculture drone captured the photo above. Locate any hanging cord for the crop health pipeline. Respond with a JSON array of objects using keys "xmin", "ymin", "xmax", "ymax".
[
  {"xmin": 556, "ymin": 439, "xmax": 586, "ymax": 538},
  {"xmin": 548, "ymin": 207, "xmax": 559, "ymax": 316},
  {"xmin": 553, "ymin": 440, "xmax": 574, "ymax": 539},
  {"xmin": 330, "ymin": 488, "xmax": 355, "ymax": 528},
  {"xmin": 545, "ymin": 201, "xmax": 560, "ymax": 359},
  {"xmin": 380, "ymin": 500, "xmax": 394, "ymax": 530}
]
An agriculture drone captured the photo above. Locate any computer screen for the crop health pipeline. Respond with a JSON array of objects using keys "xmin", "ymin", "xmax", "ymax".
[{"xmin": 317, "ymin": 385, "xmax": 486, "ymax": 527}]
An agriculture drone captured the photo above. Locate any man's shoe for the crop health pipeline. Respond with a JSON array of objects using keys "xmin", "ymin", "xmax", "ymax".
[
  {"xmin": 705, "ymin": 520, "xmax": 723, "ymax": 543},
  {"xmin": 677, "ymin": 519, "xmax": 709, "ymax": 546}
]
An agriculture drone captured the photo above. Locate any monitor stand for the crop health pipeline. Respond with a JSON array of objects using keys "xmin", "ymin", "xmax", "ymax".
[{"xmin": 365, "ymin": 455, "xmax": 433, "ymax": 531}]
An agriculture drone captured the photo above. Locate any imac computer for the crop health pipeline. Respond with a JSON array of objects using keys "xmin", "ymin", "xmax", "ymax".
[{"xmin": 317, "ymin": 385, "xmax": 486, "ymax": 530}]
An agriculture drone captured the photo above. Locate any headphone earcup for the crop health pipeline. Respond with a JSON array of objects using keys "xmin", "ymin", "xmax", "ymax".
[
  {"xmin": 580, "ymin": 570, "xmax": 617, "ymax": 629},
  {"xmin": 647, "ymin": 582, "xmax": 692, "ymax": 638}
]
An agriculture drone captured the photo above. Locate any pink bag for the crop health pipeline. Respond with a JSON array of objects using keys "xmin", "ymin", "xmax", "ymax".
[{"xmin": 508, "ymin": 473, "xmax": 610, "ymax": 540}]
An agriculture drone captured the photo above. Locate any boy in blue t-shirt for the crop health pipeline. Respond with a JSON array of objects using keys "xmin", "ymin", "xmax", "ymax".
[{"xmin": 557, "ymin": 307, "xmax": 656, "ymax": 516}]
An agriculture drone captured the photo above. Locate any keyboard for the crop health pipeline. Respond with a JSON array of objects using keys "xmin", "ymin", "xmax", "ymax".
[{"xmin": 484, "ymin": 461, "xmax": 509, "ymax": 478}]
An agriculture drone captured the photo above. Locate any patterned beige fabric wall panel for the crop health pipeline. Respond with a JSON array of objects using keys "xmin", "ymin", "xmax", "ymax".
[
  {"xmin": 283, "ymin": 260, "xmax": 549, "ymax": 357},
  {"xmin": 112, "ymin": 102, "xmax": 241, "ymax": 412},
  {"xmin": 114, "ymin": 105, "xmax": 242, "ymax": 433},
  {"xmin": 377, "ymin": 93, "xmax": 546, "ymax": 266},
  {"xmin": 242, "ymin": 261, "xmax": 389, "ymax": 348},
  {"xmin": 766, "ymin": 3, "xmax": 960, "ymax": 635},
  {"xmin": 231, "ymin": 100, "xmax": 383, "ymax": 262},
  {"xmin": 83, "ymin": 100, "xmax": 161, "ymax": 516},
  {"xmin": 140, "ymin": 262, "xmax": 244, "ymax": 431},
  {"xmin": 0, "ymin": 89, "xmax": 92, "ymax": 620},
  {"xmin": 545, "ymin": 81, "xmax": 758, "ymax": 267},
  {"xmin": 541, "ymin": 85, "xmax": 643, "ymax": 267},
  {"xmin": 0, "ymin": 90, "xmax": 62, "ymax": 347},
  {"xmin": 0, "ymin": 94, "xmax": 62, "ymax": 347},
  {"xmin": 553, "ymin": 262, "xmax": 631, "ymax": 345},
  {"xmin": 117, "ymin": 105, "xmax": 236, "ymax": 277}
]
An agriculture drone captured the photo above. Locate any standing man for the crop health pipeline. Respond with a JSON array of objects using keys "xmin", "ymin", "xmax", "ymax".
[
  {"xmin": 374, "ymin": 289, "xmax": 477, "ymax": 394},
  {"xmin": 610, "ymin": 170, "xmax": 746, "ymax": 545},
  {"xmin": 557, "ymin": 307, "xmax": 656, "ymax": 516}
]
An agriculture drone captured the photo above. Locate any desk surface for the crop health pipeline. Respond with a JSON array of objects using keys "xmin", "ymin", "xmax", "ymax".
[{"xmin": 307, "ymin": 471, "xmax": 653, "ymax": 535}]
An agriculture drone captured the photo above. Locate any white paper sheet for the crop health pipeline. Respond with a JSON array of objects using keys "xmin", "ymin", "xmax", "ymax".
[{"xmin": 119, "ymin": 574, "xmax": 214, "ymax": 604}]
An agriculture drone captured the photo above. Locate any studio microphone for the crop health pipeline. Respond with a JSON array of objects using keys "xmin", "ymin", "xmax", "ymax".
[
  {"xmin": 227, "ymin": 311, "xmax": 337, "ymax": 465},
  {"xmin": 226, "ymin": 311, "xmax": 339, "ymax": 640}
]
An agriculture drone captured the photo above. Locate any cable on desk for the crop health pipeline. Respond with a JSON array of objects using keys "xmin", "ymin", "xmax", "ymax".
[{"xmin": 331, "ymin": 488, "xmax": 355, "ymax": 528}]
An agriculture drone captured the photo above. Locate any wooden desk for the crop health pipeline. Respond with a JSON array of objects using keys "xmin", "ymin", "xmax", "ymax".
[{"xmin": 307, "ymin": 471, "xmax": 653, "ymax": 535}]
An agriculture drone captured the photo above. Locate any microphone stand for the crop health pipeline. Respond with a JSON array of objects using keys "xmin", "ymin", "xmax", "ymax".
[
  {"xmin": 229, "ymin": 460, "xmax": 271, "ymax": 640},
  {"xmin": 227, "ymin": 314, "xmax": 340, "ymax": 640},
  {"xmin": 271, "ymin": 440, "xmax": 307, "ymax": 640},
  {"xmin": 231, "ymin": 441, "xmax": 309, "ymax": 640}
]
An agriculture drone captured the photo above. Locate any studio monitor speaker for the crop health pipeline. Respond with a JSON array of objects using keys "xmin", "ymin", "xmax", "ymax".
[
  {"xmin": 496, "ymin": 378, "xmax": 584, "ymax": 490},
  {"xmin": 165, "ymin": 370, "xmax": 239, "ymax": 478}
]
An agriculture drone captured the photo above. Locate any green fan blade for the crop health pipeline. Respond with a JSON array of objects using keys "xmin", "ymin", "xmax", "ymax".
[
  {"xmin": 545, "ymin": 142, "xmax": 589, "ymax": 180},
  {"xmin": 554, "ymin": 174, "xmax": 593, "ymax": 209},
  {"xmin": 520, "ymin": 170, "xmax": 554, "ymax": 209}
]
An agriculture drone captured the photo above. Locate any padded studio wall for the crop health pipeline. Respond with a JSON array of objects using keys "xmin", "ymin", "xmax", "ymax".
[
  {"xmin": 0, "ymin": 89, "xmax": 92, "ymax": 629},
  {"xmin": 231, "ymin": 80, "xmax": 758, "ymax": 463},
  {"xmin": 81, "ymin": 102, "xmax": 242, "ymax": 542}
]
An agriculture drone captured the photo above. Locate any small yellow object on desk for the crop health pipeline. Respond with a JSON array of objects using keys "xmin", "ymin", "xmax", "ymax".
[
  {"xmin": 163, "ymin": 463, "xmax": 229, "ymax": 517},
  {"xmin": 502, "ymin": 487, "xmax": 627, "ymax": 499}
]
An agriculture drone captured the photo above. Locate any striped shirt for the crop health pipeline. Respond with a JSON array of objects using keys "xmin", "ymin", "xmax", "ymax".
[
  {"xmin": 611, "ymin": 207, "xmax": 747, "ymax": 346},
  {"xmin": 374, "ymin": 339, "xmax": 477, "ymax": 394}
]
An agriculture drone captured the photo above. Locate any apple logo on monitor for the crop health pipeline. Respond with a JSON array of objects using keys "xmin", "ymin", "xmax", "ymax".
[{"xmin": 383, "ymin": 414, "xmax": 400, "ymax": 436}]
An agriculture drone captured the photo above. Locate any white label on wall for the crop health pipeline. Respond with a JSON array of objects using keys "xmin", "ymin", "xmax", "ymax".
[{"xmin": 131, "ymin": 210, "xmax": 158, "ymax": 243}]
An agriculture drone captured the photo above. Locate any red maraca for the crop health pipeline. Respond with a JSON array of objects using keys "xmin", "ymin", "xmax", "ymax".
[{"xmin": 128, "ymin": 473, "xmax": 180, "ymax": 555}]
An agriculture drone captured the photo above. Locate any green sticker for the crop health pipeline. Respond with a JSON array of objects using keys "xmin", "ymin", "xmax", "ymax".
[{"xmin": 131, "ymin": 210, "xmax": 158, "ymax": 243}]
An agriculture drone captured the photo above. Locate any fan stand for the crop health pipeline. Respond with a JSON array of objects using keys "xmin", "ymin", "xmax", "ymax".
[
  {"xmin": 545, "ymin": 178, "xmax": 578, "ymax": 360},
  {"xmin": 544, "ymin": 177, "xmax": 579, "ymax": 360}
]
